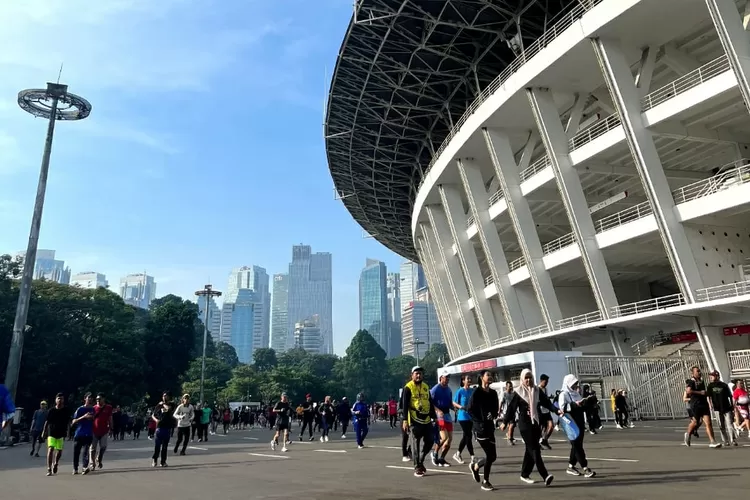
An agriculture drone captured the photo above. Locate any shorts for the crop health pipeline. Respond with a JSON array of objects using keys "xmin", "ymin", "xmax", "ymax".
[
  {"xmin": 47, "ymin": 437, "xmax": 65, "ymax": 451},
  {"xmin": 691, "ymin": 406, "xmax": 710, "ymax": 421},
  {"xmin": 437, "ymin": 420, "xmax": 454, "ymax": 433},
  {"xmin": 539, "ymin": 413, "xmax": 553, "ymax": 426},
  {"xmin": 276, "ymin": 422, "xmax": 289, "ymax": 432}
]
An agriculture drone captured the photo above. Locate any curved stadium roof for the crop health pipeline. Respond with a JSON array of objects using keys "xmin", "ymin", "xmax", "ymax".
[{"xmin": 325, "ymin": 0, "xmax": 577, "ymax": 261}]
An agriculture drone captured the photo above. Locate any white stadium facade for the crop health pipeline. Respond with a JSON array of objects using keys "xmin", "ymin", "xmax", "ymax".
[{"xmin": 326, "ymin": 0, "xmax": 750, "ymax": 418}]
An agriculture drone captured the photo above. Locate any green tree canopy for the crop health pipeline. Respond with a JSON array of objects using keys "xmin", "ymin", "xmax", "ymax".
[
  {"xmin": 253, "ymin": 347, "xmax": 278, "ymax": 373},
  {"xmin": 215, "ymin": 342, "xmax": 240, "ymax": 368},
  {"xmin": 338, "ymin": 330, "xmax": 388, "ymax": 401}
]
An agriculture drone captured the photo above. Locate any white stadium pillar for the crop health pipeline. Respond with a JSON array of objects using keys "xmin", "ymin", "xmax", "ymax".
[
  {"xmin": 416, "ymin": 237, "xmax": 462, "ymax": 358},
  {"xmin": 458, "ymin": 158, "xmax": 527, "ymax": 337},
  {"xmin": 482, "ymin": 128, "xmax": 563, "ymax": 330},
  {"xmin": 421, "ymin": 212, "xmax": 483, "ymax": 352},
  {"xmin": 439, "ymin": 184, "xmax": 499, "ymax": 345},
  {"xmin": 693, "ymin": 315, "xmax": 731, "ymax": 381},
  {"xmin": 705, "ymin": 0, "xmax": 750, "ymax": 114},
  {"xmin": 591, "ymin": 38, "xmax": 705, "ymax": 302},
  {"xmin": 526, "ymin": 87, "xmax": 620, "ymax": 318}
]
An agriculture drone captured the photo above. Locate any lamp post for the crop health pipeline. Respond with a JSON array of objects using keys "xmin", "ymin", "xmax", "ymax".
[
  {"xmin": 195, "ymin": 284, "xmax": 222, "ymax": 405},
  {"xmin": 412, "ymin": 338, "xmax": 426, "ymax": 366},
  {"xmin": 4, "ymin": 83, "xmax": 91, "ymax": 400}
]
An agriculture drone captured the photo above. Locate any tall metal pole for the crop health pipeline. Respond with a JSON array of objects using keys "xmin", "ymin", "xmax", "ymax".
[
  {"xmin": 5, "ymin": 83, "xmax": 91, "ymax": 400},
  {"xmin": 195, "ymin": 284, "xmax": 221, "ymax": 406}
]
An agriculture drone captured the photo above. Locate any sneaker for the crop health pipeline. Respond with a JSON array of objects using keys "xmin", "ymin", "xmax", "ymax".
[
  {"xmin": 683, "ymin": 432, "xmax": 691, "ymax": 447},
  {"xmin": 52, "ymin": 464, "xmax": 58, "ymax": 475},
  {"xmin": 732, "ymin": 441, "xmax": 738, "ymax": 447},
  {"xmin": 616, "ymin": 424, "xmax": 622, "ymax": 429},
  {"xmin": 520, "ymin": 476, "xmax": 535, "ymax": 484},
  {"xmin": 439, "ymin": 459, "xmax": 450, "ymax": 467},
  {"xmin": 402, "ymin": 456, "xmax": 410, "ymax": 462},
  {"xmin": 709, "ymin": 442, "xmax": 722, "ymax": 448},
  {"xmin": 544, "ymin": 475, "xmax": 554, "ymax": 486},
  {"xmin": 160, "ymin": 463, "xmax": 168, "ymax": 467},
  {"xmin": 320, "ymin": 436, "xmax": 324, "ymax": 443},
  {"xmin": 566, "ymin": 465, "xmax": 581, "ymax": 476},
  {"xmin": 35, "ymin": 453, "xmax": 40, "ymax": 457},
  {"xmin": 481, "ymin": 480, "xmax": 494, "ymax": 491},
  {"xmin": 97, "ymin": 462, "xmax": 102, "ymax": 470},
  {"xmin": 508, "ymin": 438, "xmax": 516, "ymax": 446},
  {"xmin": 29, "ymin": 449, "xmax": 33, "ymax": 456},
  {"xmin": 470, "ymin": 463, "xmax": 481, "ymax": 483},
  {"xmin": 309, "ymin": 436, "xmax": 315, "ymax": 442},
  {"xmin": 46, "ymin": 469, "xmax": 52, "ymax": 477},
  {"xmin": 325, "ymin": 435, "xmax": 329, "ymax": 442},
  {"xmin": 271, "ymin": 440, "xmax": 277, "ymax": 451},
  {"xmin": 358, "ymin": 445, "xmax": 364, "ymax": 449},
  {"xmin": 281, "ymin": 446, "xmax": 288, "ymax": 453},
  {"xmin": 173, "ymin": 447, "xmax": 178, "ymax": 454},
  {"xmin": 589, "ymin": 430, "xmax": 597, "ymax": 435},
  {"xmin": 414, "ymin": 467, "xmax": 425, "ymax": 478},
  {"xmin": 583, "ymin": 468, "xmax": 596, "ymax": 478},
  {"xmin": 82, "ymin": 467, "xmax": 90, "ymax": 475},
  {"xmin": 431, "ymin": 453, "xmax": 438, "ymax": 466},
  {"xmin": 72, "ymin": 469, "xmax": 79, "ymax": 475},
  {"xmin": 179, "ymin": 451, "xmax": 186, "ymax": 456},
  {"xmin": 453, "ymin": 452, "xmax": 464, "ymax": 464},
  {"xmin": 341, "ymin": 434, "xmax": 346, "ymax": 439},
  {"xmin": 540, "ymin": 439, "xmax": 552, "ymax": 450},
  {"xmin": 151, "ymin": 459, "xmax": 157, "ymax": 468}
]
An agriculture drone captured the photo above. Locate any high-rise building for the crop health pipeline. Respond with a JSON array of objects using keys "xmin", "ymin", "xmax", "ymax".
[
  {"xmin": 17, "ymin": 249, "xmax": 71, "ymax": 284},
  {"xmin": 399, "ymin": 261, "xmax": 425, "ymax": 315},
  {"xmin": 359, "ymin": 259, "xmax": 388, "ymax": 355},
  {"xmin": 271, "ymin": 273, "xmax": 289, "ymax": 352},
  {"xmin": 294, "ymin": 315, "xmax": 322, "ymax": 354},
  {"xmin": 401, "ymin": 287, "xmax": 442, "ymax": 359},
  {"xmin": 196, "ymin": 295, "xmax": 222, "ymax": 342},
  {"xmin": 225, "ymin": 266, "xmax": 270, "ymax": 348},
  {"xmin": 70, "ymin": 271, "xmax": 108, "ymax": 289},
  {"xmin": 226, "ymin": 289, "xmax": 264, "ymax": 364},
  {"xmin": 119, "ymin": 273, "xmax": 156, "ymax": 309},
  {"xmin": 287, "ymin": 245, "xmax": 333, "ymax": 354},
  {"xmin": 386, "ymin": 272, "xmax": 402, "ymax": 358}
]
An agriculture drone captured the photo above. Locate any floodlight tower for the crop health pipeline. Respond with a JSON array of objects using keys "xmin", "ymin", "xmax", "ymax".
[{"xmin": 4, "ymin": 83, "xmax": 92, "ymax": 399}]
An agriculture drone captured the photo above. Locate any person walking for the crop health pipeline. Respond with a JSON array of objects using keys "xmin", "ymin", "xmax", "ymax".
[
  {"xmin": 151, "ymin": 392, "xmax": 176, "ymax": 467},
  {"xmin": 337, "ymin": 396, "xmax": 351, "ymax": 438},
  {"xmin": 501, "ymin": 368, "xmax": 558, "ymax": 486},
  {"xmin": 173, "ymin": 394, "xmax": 194, "ymax": 455},
  {"xmin": 452, "ymin": 374, "xmax": 475, "ymax": 465},
  {"xmin": 352, "ymin": 393, "xmax": 370, "ymax": 448},
  {"xmin": 707, "ymin": 370, "xmax": 736, "ymax": 446},
  {"xmin": 29, "ymin": 401, "xmax": 48, "ymax": 457},
  {"xmin": 71, "ymin": 393, "xmax": 95, "ymax": 475},
  {"xmin": 89, "ymin": 393, "xmax": 113, "ymax": 471},
  {"xmin": 467, "ymin": 370, "xmax": 499, "ymax": 491},
  {"xmin": 559, "ymin": 375, "xmax": 596, "ymax": 478},
  {"xmin": 684, "ymin": 366, "xmax": 721, "ymax": 448},
  {"xmin": 42, "ymin": 393, "xmax": 70, "ymax": 476},
  {"xmin": 400, "ymin": 366, "xmax": 435, "ymax": 477}
]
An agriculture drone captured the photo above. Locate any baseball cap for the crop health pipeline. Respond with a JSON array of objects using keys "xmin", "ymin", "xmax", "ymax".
[
  {"xmin": 411, "ymin": 365, "xmax": 424, "ymax": 373},
  {"xmin": 305, "ymin": 393, "xmax": 311, "ymax": 398},
  {"xmin": 439, "ymin": 370, "xmax": 450, "ymax": 379},
  {"xmin": 709, "ymin": 370, "xmax": 720, "ymax": 376}
]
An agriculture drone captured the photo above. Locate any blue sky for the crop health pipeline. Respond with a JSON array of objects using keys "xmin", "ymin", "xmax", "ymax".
[{"xmin": 0, "ymin": 0, "xmax": 406, "ymax": 355}]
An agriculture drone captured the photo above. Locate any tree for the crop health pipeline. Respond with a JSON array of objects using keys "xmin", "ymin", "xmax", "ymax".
[
  {"xmin": 215, "ymin": 342, "xmax": 240, "ymax": 368},
  {"xmin": 181, "ymin": 357, "xmax": 233, "ymax": 404},
  {"xmin": 420, "ymin": 343, "xmax": 450, "ymax": 386},
  {"xmin": 276, "ymin": 347, "xmax": 308, "ymax": 370},
  {"xmin": 253, "ymin": 347, "xmax": 278, "ymax": 372},
  {"xmin": 386, "ymin": 355, "xmax": 417, "ymax": 396},
  {"xmin": 338, "ymin": 330, "xmax": 388, "ymax": 400},
  {"xmin": 223, "ymin": 365, "xmax": 259, "ymax": 403}
]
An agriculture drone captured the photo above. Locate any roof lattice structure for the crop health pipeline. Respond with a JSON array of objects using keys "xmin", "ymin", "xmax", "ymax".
[{"xmin": 326, "ymin": 0, "xmax": 577, "ymax": 261}]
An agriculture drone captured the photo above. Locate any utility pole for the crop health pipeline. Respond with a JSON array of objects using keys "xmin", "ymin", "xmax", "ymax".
[
  {"xmin": 413, "ymin": 338, "xmax": 426, "ymax": 366},
  {"xmin": 5, "ymin": 83, "xmax": 91, "ymax": 399},
  {"xmin": 195, "ymin": 284, "xmax": 222, "ymax": 405}
]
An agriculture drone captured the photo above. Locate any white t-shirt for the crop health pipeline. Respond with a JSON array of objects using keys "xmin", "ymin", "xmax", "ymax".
[{"xmin": 174, "ymin": 404, "xmax": 194, "ymax": 428}]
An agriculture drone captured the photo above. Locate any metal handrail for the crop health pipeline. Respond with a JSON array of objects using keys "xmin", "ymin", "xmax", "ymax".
[
  {"xmin": 569, "ymin": 113, "xmax": 622, "ymax": 151},
  {"xmin": 518, "ymin": 324, "xmax": 548, "ymax": 338},
  {"xmin": 727, "ymin": 349, "xmax": 750, "ymax": 374},
  {"xmin": 672, "ymin": 159, "xmax": 750, "ymax": 204},
  {"xmin": 695, "ymin": 280, "xmax": 750, "ymax": 302},
  {"xmin": 508, "ymin": 256, "xmax": 526, "ymax": 272},
  {"xmin": 610, "ymin": 293, "xmax": 686, "ymax": 318},
  {"xmin": 520, "ymin": 155, "xmax": 551, "ymax": 182},
  {"xmin": 419, "ymin": 0, "xmax": 604, "ymax": 190},
  {"xmin": 484, "ymin": 274, "xmax": 495, "ymax": 286},
  {"xmin": 555, "ymin": 310, "xmax": 602, "ymax": 330},
  {"xmin": 542, "ymin": 232, "xmax": 576, "ymax": 255},
  {"xmin": 467, "ymin": 215, "xmax": 476, "ymax": 228},
  {"xmin": 489, "ymin": 190, "xmax": 503, "ymax": 206},
  {"xmin": 593, "ymin": 200, "xmax": 653, "ymax": 233},
  {"xmin": 641, "ymin": 55, "xmax": 730, "ymax": 111}
]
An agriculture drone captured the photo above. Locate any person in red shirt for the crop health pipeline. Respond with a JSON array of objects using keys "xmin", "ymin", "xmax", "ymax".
[
  {"xmin": 89, "ymin": 393, "xmax": 113, "ymax": 471},
  {"xmin": 388, "ymin": 397, "xmax": 398, "ymax": 429},
  {"xmin": 733, "ymin": 379, "xmax": 749, "ymax": 435}
]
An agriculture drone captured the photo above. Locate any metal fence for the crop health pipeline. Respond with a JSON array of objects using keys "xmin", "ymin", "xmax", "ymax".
[{"xmin": 567, "ymin": 354, "xmax": 708, "ymax": 420}]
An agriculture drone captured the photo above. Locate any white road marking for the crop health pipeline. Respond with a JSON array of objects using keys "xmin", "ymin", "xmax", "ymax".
[
  {"xmin": 248, "ymin": 453, "xmax": 288, "ymax": 459},
  {"xmin": 386, "ymin": 465, "xmax": 470, "ymax": 475},
  {"xmin": 110, "ymin": 447, "xmax": 153, "ymax": 452},
  {"xmin": 543, "ymin": 455, "xmax": 639, "ymax": 463},
  {"xmin": 367, "ymin": 445, "xmax": 402, "ymax": 450},
  {"xmin": 213, "ymin": 434, "xmax": 228, "ymax": 437},
  {"xmin": 189, "ymin": 446, "xmax": 208, "ymax": 451},
  {"xmin": 314, "ymin": 449, "xmax": 347, "ymax": 453},
  {"xmin": 243, "ymin": 437, "xmax": 259, "ymax": 440}
]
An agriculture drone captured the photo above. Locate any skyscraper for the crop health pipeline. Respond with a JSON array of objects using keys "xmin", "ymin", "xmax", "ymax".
[
  {"xmin": 271, "ymin": 273, "xmax": 289, "ymax": 352},
  {"xmin": 386, "ymin": 272, "xmax": 402, "ymax": 358},
  {"xmin": 287, "ymin": 245, "xmax": 333, "ymax": 354},
  {"xmin": 70, "ymin": 271, "xmax": 108, "ymax": 289},
  {"xmin": 225, "ymin": 266, "xmax": 270, "ymax": 348},
  {"xmin": 359, "ymin": 259, "xmax": 388, "ymax": 355},
  {"xmin": 17, "ymin": 249, "xmax": 71, "ymax": 284},
  {"xmin": 227, "ymin": 289, "xmax": 264, "ymax": 364},
  {"xmin": 196, "ymin": 295, "xmax": 222, "ymax": 342},
  {"xmin": 294, "ymin": 315, "xmax": 322, "ymax": 354},
  {"xmin": 399, "ymin": 261, "xmax": 426, "ymax": 315},
  {"xmin": 402, "ymin": 286, "xmax": 442, "ymax": 358},
  {"xmin": 119, "ymin": 273, "xmax": 156, "ymax": 309}
]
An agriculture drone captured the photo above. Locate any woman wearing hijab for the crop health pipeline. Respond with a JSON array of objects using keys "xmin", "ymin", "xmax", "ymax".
[
  {"xmin": 501, "ymin": 368, "xmax": 559, "ymax": 486},
  {"xmin": 466, "ymin": 370, "xmax": 499, "ymax": 491},
  {"xmin": 558, "ymin": 374, "xmax": 596, "ymax": 478}
]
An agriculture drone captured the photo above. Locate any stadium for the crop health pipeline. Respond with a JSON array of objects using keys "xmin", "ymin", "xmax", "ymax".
[{"xmin": 326, "ymin": 0, "xmax": 750, "ymax": 418}]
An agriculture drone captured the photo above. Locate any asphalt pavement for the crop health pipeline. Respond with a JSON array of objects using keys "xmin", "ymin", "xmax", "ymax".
[{"xmin": 0, "ymin": 420, "xmax": 747, "ymax": 499}]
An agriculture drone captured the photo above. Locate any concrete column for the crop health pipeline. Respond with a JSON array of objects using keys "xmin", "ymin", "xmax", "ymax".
[
  {"xmin": 439, "ymin": 184, "xmax": 498, "ymax": 346},
  {"xmin": 457, "ymin": 158, "xmax": 527, "ymax": 336},
  {"xmin": 526, "ymin": 88, "xmax": 619, "ymax": 319},
  {"xmin": 706, "ymin": 0, "xmax": 750, "ymax": 113},
  {"xmin": 591, "ymin": 38, "xmax": 705, "ymax": 302},
  {"xmin": 416, "ymin": 237, "xmax": 462, "ymax": 359},
  {"xmin": 693, "ymin": 316, "xmax": 731, "ymax": 380},
  {"xmin": 609, "ymin": 329, "xmax": 634, "ymax": 357},
  {"xmin": 482, "ymin": 127, "xmax": 563, "ymax": 330}
]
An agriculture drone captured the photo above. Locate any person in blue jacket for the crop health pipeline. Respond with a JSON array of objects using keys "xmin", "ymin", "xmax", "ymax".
[
  {"xmin": 351, "ymin": 393, "xmax": 370, "ymax": 448},
  {"xmin": 0, "ymin": 383, "xmax": 16, "ymax": 432}
]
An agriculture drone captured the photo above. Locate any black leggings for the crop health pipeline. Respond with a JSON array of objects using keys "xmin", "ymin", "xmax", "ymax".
[
  {"xmin": 300, "ymin": 420, "xmax": 313, "ymax": 437},
  {"xmin": 458, "ymin": 420, "xmax": 474, "ymax": 456},
  {"xmin": 410, "ymin": 423, "xmax": 434, "ymax": 468},
  {"xmin": 402, "ymin": 427, "xmax": 411, "ymax": 456},
  {"xmin": 174, "ymin": 427, "xmax": 190, "ymax": 454},
  {"xmin": 568, "ymin": 416, "xmax": 588, "ymax": 468},
  {"xmin": 73, "ymin": 436, "xmax": 92, "ymax": 471},
  {"xmin": 340, "ymin": 418, "xmax": 349, "ymax": 436},
  {"xmin": 519, "ymin": 424, "xmax": 548, "ymax": 479},
  {"xmin": 476, "ymin": 433, "xmax": 496, "ymax": 481}
]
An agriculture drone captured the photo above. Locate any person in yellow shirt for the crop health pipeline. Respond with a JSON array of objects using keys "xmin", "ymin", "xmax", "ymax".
[{"xmin": 296, "ymin": 405, "xmax": 304, "ymax": 427}]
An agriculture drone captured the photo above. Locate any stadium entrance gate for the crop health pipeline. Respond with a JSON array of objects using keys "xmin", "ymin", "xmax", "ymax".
[{"xmin": 567, "ymin": 354, "xmax": 708, "ymax": 421}]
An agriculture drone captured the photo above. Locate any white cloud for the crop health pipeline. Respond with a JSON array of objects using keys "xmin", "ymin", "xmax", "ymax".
[{"xmin": 0, "ymin": 131, "xmax": 27, "ymax": 175}]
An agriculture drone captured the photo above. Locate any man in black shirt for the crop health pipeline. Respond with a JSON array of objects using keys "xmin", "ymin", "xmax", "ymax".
[
  {"xmin": 684, "ymin": 366, "xmax": 720, "ymax": 448},
  {"xmin": 271, "ymin": 393, "xmax": 291, "ymax": 452},
  {"xmin": 318, "ymin": 396, "xmax": 334, "ymax": 443},
  {"xmin": 298, "ymin": 394, "xmax": 315, "ymax": 441},
  {"xmin": 151, "ymin": 391, "xmax": 176, "ymax": 467},
  {"xmin": 707, "ymin": 370, "xmax": 736, "ymax": 446},
  {"xmin": 43, "ymin": 393, "xmax": 71, "ymax": 476}
]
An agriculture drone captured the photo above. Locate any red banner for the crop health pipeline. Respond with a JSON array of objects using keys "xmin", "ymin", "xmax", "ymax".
[
  {"xmin": 669, "ymin": 331, "xmax": 698, "ymax": 343},
  {"xmin": 723, "ymin": 325, "xmax": 750, "ymax": 336},
  {"xmin": 460, "ymin": 359, "xmax": 498, "ymax": 373}
]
